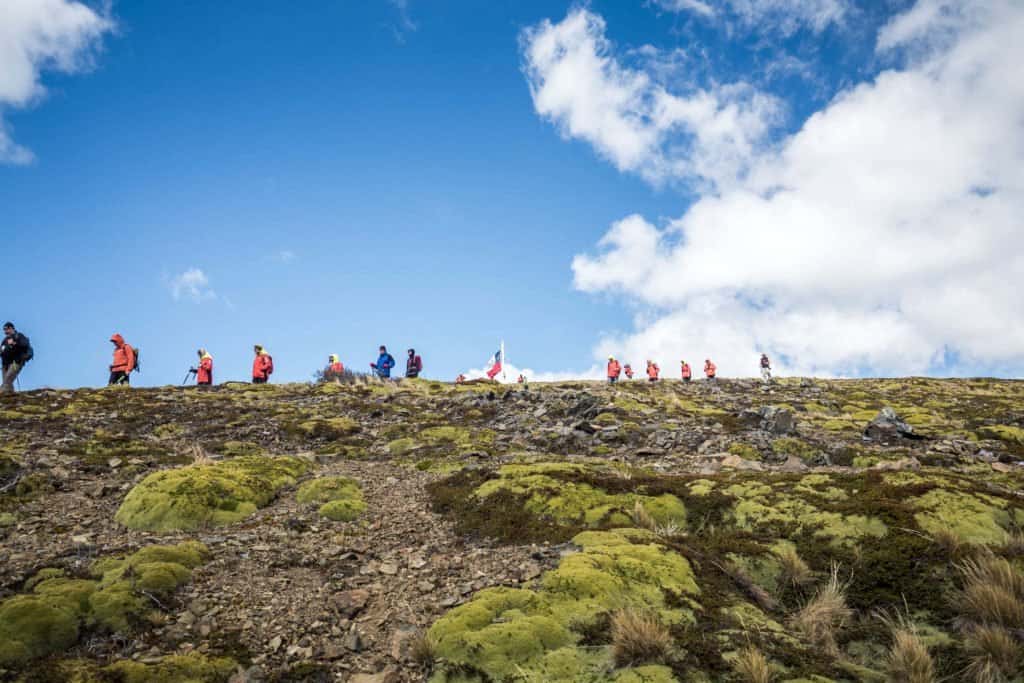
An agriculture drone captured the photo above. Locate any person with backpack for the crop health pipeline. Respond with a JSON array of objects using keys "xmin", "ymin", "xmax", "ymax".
[
  {"xmin": 192, "ymin": 349, "xmax": 214, "ymax": 386},
  {"xmin": 606, "ymin": 356, "xmax": 621, "ymax": 384},
  {"xmin": 324, "ymin": 354, "xmax": 345, "ymax": 380},
  {"xmin": 252, "ymin": 345, "xmax": 274, "ymax": 384},
  {"xmin": 760, "ymin": 354, "xmax": 772, "ymax": 383},
  {"xmin": 646, "ymin": 360, "xmax": 660, "ymax": 382},
  {"xmin": 108, "ymin": 333, "xmax": 137, "ymax": 385},
  {"xmin": 704, "ymin": 358, "xmax": 717, "ymax": 381},
  {"xmin": 681, "ymin": 360, "xmax": 692, "ymax": 383},
  {"xmin": 370, "ymin": 345, "xmax": 395, "ymax": 379},
  {"xmin": 405, "ymin": 348, "xmax": 423, "ymax": 378},
  {"xmin": 1, "ymin": 322, "xmax": 33, "ymax": 393},
  {"xmin": 624, "ymin": 364, "xmax": 634, "ymax": 380}
]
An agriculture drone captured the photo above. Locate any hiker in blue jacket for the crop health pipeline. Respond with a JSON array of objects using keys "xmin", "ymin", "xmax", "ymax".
[{"xmin": 370, "ymin": 345, "xmax": 396, "ymax": 378}]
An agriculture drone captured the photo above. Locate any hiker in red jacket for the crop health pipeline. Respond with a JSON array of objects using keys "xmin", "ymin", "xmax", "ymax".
[
  {"xmin": 681, "ymin": 360, "xmax": 692, "ymax": 382},
  {"xmin": 405, "ymin": 349, "xmax": 423, "ymax": 378},
  {"xmin": 646, "ymin": 360, "xmax": 660, "ymax": 382},
  {"xmin": 624, "ymin": 364, "xmax": 634, "ymax": 380},
  {"xmin": 606, "ymin": 356, "xmax": 622, "ymax": 384},
  {"xmin": 704, "ymin": 359, "xmax": 717, "ymax": 381},
  {"xmin": 252, "ymin": 345, "xmax": 274, "ymax": 384},
  {"xmin": 108, "ymin": 334, "xmax": 136, "ymax": 385},
  {"xmin": 194, "ymin": 349, "xmax": 214, "ymax": 385},
  {"xmin": 325, "ymin": 354, "xmax": 344, "ymax": 380}
]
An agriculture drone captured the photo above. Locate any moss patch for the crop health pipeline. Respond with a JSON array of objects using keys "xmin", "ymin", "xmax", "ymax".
[
  {"xmin": 115, "ymin": 455, "xmax": 309, "ymax": 531},
  {"xmin": 296, "ymin": 475, "xmax": 367, "ymax": 521}
]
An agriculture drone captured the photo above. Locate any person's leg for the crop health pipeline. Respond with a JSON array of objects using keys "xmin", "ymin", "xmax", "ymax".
[
  {"xmin": 2, "ymin": 362, "xmax": 21, "ymax": 393},
  {"xmin": 109, "ymin": 371, "xmax": 128, "ymax": 385}
]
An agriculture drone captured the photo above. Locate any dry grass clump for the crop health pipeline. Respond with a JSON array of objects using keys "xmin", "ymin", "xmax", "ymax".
[
  {"xmin": 189, "ymin": 443, "xmax": 216, "ymax": 466},
  {"xmin": 632, "ymin": 500, "xmax": 656, "ymax": 532},
  {"xmin": 791, "ymin": 564, "xmax": 852, "ymax": 655},
  {"xmin": 963, "ymin": 624, "xmax": 1020, "ymax": 683},
  {"xmin": 1000, "ymin": 530, "xmax": 1024, "ymax": 558},
  {"xmin": 733, "ymin": 646, "xmax": 773, "ymax": 683},
  {"xmin": 410, "ymin": 631, "xmax": 436, "ymax": 670},
  {"xmin": 776, "ymin": 545, "xmax": 814, "ymax": 590},
  {"xmin": 931, "ymin": 527, "xmax": 965, "ymax": 558},
  {"xmin": 956, "ymin": 553, "xmax": 1024, "ymax": 629},
  {"xmin": 880, "ymin": 615, "xmax": 936, "ymax": 683},
  {"xmin": 610, "ymin": 608, "xmax": 673, "ymax": 667}
]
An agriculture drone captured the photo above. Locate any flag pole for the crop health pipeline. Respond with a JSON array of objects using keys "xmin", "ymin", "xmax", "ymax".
[{"xmin": 501, "ymin": 339, "xmax": 506, "ymax": 381}]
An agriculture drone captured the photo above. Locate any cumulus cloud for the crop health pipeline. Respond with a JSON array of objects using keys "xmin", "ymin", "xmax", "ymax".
[
  {"xmin": 168, "ymin": 268, "xmax": 216, "ymax": 303},
  {"xmin": 462, "ymin": 360, "xmax": 604, "ymax": 384},
  {"xmin": 521, "ymin": 8, "xmax": 782, "ymax": 190},
  {"xmin": 539, "ymin": 0, "xmax": 1024, "ymax": 377},
  {"xmin": 652, "ymin": 0, "xmax": 849, "ymax": 34},
  {"xmin": 0, "ymin": 0, "xmax": 114, "ymax": 163}
]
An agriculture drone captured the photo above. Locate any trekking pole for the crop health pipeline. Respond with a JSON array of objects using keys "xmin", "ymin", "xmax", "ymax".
[{"xmin": 182, "ymin": 369, "xmax": 196, "ymax": 385}]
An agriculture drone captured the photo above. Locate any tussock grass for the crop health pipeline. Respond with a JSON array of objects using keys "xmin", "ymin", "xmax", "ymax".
[
  {"xmin": 776, "ymin": 545, "xmax": 814, "ymax": 589},
  {"xmin": 610, "ymin": 609, "xmax": 673, "ymax": 668},
  {"xmin": 878, "ymin": 612, "xmax": 935, "ymax": 683},
  {"xmin": 410, "ymin": 631, "xmax": 436, "ymax": 670},
  {"xmin": 956, "ymin": 552, "xmax": 1024, "ymax": 628},
  {"xmin": 791, "ymin": 563, "xmax": 852, "ymax": 654},
  {"xmin": 733, "ymin": 646, "xmax": 773, "ymax": 683},
  {"xmin": 963, "ymin": 624, "xmax": 1021, "ymax": 683},
  {"xmin": 931, "ymin": 527, "xmax": 964, "ymax": 558},
  {"xmin": 632, "ymin": 500, "xmax": 656, "ymax": 532}
]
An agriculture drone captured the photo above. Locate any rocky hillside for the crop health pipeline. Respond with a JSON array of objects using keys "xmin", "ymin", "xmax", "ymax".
[{"xmin": 1, "ymin": 377, "xmax": 1023, "ymax": 682}]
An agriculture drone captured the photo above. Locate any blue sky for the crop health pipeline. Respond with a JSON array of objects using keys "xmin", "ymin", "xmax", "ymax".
[{"xmin": 2, "ymin": 0, "xmax": 1021, "ymax": 387}]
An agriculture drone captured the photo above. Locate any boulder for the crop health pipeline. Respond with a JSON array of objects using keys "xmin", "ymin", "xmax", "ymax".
[{"xmin": 864, "ymin": 407, "xmax": 921, "ymax": 442}]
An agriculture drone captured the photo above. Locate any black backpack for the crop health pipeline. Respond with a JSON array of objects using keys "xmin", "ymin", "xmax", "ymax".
[{"xmin": 131, "ymin": 346, "xmax": 141, "ymax": 372}]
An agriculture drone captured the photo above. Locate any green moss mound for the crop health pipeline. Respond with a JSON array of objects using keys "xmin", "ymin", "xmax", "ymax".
[
  {"xmin": 474, "ymin": 463, "xmax": 687, "ymax": 530},
  {"xmin": 114, "ymin": 455, "xmax": 309, "ymax": 531},
  {"xmin": 103, "ymin": 653, "xmax": 237, "ymax": 682},
  {"xmin": 0, "ymin": 543, "xmax": 207, "ymax": 668},
  {"xmin": 296, "ymin": 475, "xmax": 367, "ymax": 521},
  {"xmin": 428, "ymin": 528, "xmax": 698, "ymax": 682}
]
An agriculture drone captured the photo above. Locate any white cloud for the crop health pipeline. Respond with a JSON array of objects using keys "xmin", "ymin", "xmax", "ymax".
[
  {"xmin": 278, "ymin": 249, "xmax": 296, "ymax": 263},
  {"xmin": 557, "ymin": 0, "xmax": 1024, "ymax": 377},
  {"xmin": 652, "ymin": 0, "xmax": 849, "ymax": 34},
  {"xmin": 0, "ymin": 0, "xmax": 114, "ymax": 164},
  {"xmin": 169, "ymin": 268, "xmax": 216, "ymax": 303},
  {"xmin": 387, "ymin": 0, "xmax": 417, "ymax": 43},
  {"xmin": 521, "ymin": 8, "xmax": 781, "ymax": 190},
  {"xmin": 462, "ymin": 360, "xmax": 604, "ymax": 384}
]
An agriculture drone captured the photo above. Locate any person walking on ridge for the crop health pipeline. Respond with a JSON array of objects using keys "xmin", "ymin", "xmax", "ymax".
[
  {"xmin": 371, "ymin": 345, "xmax": 395, "ymax": 379},
  {"xmin": 760, "ymin": 354, "xmax": 772, "ymax": 384},
  {"xmin": 704, "ymin": 358, "xmax": 717, "ymax": 382},
  {"xmin": 624, "ymin": 364, "xmax": 634, "ymax": 380},
  {"xmin": 252, "ymin": 345, "xmax": 274, "ymax": 384},
  {"xmin": 646, "ymin": 360, "xmax": 660, "ymax": 382},
  {"xmin": 325, "ymin": 354, "xmax": 345, "ymax": 380},
  {"xmin": 405, "ymin": 348, "xmax": 423, "ymax": 378},
  {"xmin": 192, "ymin": 349, "xmax": 214, "ymax": 386},
  {"xmin": 108, "ymin": 334, "xmax": 136, "ymax": 386},
  {"xmin": 1, "ymin": 322, "xmax": 33, "ymax": 393},
  {"xmin": 607, "ymin": 356, "xmax": 621, "ymax": 384},
  {"xmin": 681, "ymin": 360, "xmax": 692, "ymax": 383}
]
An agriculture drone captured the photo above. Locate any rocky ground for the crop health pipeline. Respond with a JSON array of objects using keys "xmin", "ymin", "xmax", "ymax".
[{"xmin": 1, "ymin": 377, "xmax": 1023, "ymax": 682}]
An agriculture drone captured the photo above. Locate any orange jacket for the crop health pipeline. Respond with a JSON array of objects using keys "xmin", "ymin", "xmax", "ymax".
[
  {"xmin": 647, "ymin": 363, "xmax": 659, "ymax": 379},
  {"xmin": 681, "ymin": 363, "xmax": 692, "ymax": 379},
  {"xmin": 197, "ymin": 354, "xmax": 213, "ymax": 384},
  {"xmin": 110, "ymin": 334, "xmax": 135, "ymax": 373},
  {"xmin": 253, "ymin": 351, "xmax": 274, "ymax": 380},
  {"xmin": 329, "ymin": 361, "xmax": 344, "ymax": 375},
  {"xmin": 607, "ymin": 360, "xmax": 621, "ymax": 378},
  {"xmin": 705, "ymin": 361, "xmax": 716, "ymax": 377}
]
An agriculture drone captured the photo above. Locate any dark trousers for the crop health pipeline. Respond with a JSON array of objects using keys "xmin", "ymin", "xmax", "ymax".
[
  {"xmin": 108, "ymin": 371, "xmax": 129, "ymax": 385},
  {"xmin": 608, "ymin": 376, "xmax": 618, "ymax": 383},
  {"xmin": 252, "ymin": 377, "xmax": 267, "ymax": 384}
]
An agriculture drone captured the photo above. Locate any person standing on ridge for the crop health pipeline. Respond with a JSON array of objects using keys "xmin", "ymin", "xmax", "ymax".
[
  {"xmin": 704, "ymin": 358, "xmax": 717, "ymax": 382},
  {"xmin": 108, "ymin": 334, "xmax": 136, "ymax": 386},
  {"xmin": 1, "ymin": 322, "xmax": 33, "ymax": 393},
  {"xmin": 252, "ymin": 345, "xmax": 274, "ymax": 384},
  {"xmin": 624, "ymin": 364, "xmax": 634, "ymax": 380},
  {"xmin": 371, "ymin": 345, "xmax": 395, "ymax": 378},
  {"xmin": 681, "ymin": 360, "xmax": 692, "ymax": 383},
  {"xmin": 760, "ymin": 354, "xmax": 772, "ymax": 383},
  {"xmin": 607, "ymin": 356, "xmax": 621, "ymax": 384},
  {"xmin": 325, "ymin": 354, "xmax": 345, "ymax": 380},
  {"xmin": 646, "ymin": 360, "xmax": 660, "ymax": 382},
  {"xmin": 193, "ymin": 349, "xmax": 214, "ymax": 386},
  {"xmin": 405, "ymin": 348, "xmax": 423, "ymax": 378}
]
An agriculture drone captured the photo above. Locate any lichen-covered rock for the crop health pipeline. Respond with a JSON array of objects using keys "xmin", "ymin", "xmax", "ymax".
[
  {"xmin": 114, "ymin": 455, "xmax": 309, "ymax": 531},
  {"xmin": 296, "ymin": 475, "xmax": 367, "ymax": 521}
]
